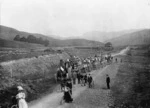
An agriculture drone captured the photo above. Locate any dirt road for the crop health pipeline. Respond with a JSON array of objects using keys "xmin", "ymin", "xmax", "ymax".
[
  {"xmin": 29, "ymin": 64, "xmax": 119, "ymax": 108},
  {"xmin": 29, "ymin": 48, "xmax": 126, "ymax": 108}
]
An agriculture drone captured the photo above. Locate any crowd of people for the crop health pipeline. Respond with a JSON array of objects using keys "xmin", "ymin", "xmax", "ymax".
[
  {"xmin": 55, "ymin": 54, "xmax": 114, "ymax": 103},
  {"xmin": 7, "ymin": 53, "xmax": 115, "ymax": 108}
]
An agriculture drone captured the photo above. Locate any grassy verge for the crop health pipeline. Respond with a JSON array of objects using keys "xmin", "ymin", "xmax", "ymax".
[
  {"xmin": 111, "ymin": 45, "xmax": 150, "ymax": 108},
  {"xmin": 0, "ymin": 53, "xmax": 69, "ymax": 107}
]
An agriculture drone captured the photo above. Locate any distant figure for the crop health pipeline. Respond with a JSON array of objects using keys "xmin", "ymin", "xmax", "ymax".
[
  {"xmin": 80, "ymin": 74, "xmax": 84, "ymax": 86},
  {"xmin": 67, "ymin": 66, "xmax": 72, "ymax": 79},
  {"xmin": 106, "ymin": 75, "xmax": 110, "ymax": 89},
  {"xmin": 87, "ymin": 74, "xmax": 93, "ymax": 88},
  {"xmin": 115, "ymin": 58, "xmax": 117, "ymax": 63},
  {"xmin": 77, "ymin": 72, "xmax": 81, "ymax": 84},
  {"xmin": 84, "ymin": 74, "xmax": 88, "ymax": 86},
  {"xmin": 72, "ymin": 72, "xmax": 77, "ymax": 84}
]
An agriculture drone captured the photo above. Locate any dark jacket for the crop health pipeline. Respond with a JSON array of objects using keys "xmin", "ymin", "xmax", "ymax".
[
  {"xmin": 88, "ymin": 76, "xmax": 92, "ymax": 83},
  {"xmin": 66, "ymin": 82, "xmax": 72, "ymax": 89},
  {"xmin": 106, "ymin": 77, "xmax": 110, "ymax": 83}
]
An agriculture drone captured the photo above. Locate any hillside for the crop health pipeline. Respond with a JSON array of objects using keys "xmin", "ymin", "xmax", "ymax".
[
  {"xmin": 0, "ymin": 25, "xmax": 103, "ymax": 47},
  {"xmin": 61, "ymin": 39, "xmax": 104, "ymax": 47},
  {"xmin": 0, "ymin": 38, "xmax": 43, "ymax": 48},
  {"xmin": 0, "ymin": 25, "xmax": 60, "ymax": 47},
  {"xmin": 107, "ymin": 29, "xmax": 150, "ymax": 46},
  {"xmin": 82, "ymin": 29, "xmax": 140, "ymax": 42}
]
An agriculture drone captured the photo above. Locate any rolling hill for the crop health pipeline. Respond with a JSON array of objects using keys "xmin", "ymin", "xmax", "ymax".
[
  {"xmin": 106, "ymin": 29, "xmax": 150, "ymax": 46},
  {"xmin": 81, "ymin": 29, "xmax": 140, "ymax": 42},
  {"xmin": 0, "ymin": 38, "xmax": 43, "ymax": 48},
  {"xmin": 0, "ymin": 25, "xmax": 103, "ymax": 47}
]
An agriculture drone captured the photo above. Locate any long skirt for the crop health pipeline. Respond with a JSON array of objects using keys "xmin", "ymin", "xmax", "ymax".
[
  {"xmin": 64, "ymin": 92, "xmax": 73, "ymax": 103},
  {"xmin": 18, "ymin": 99, "xmax": 28, "ymax": 108}
]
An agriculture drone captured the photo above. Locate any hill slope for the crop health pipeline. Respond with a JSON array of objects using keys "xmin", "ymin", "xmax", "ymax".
[
  {"xmin": 107, "ymin": 29, "xmax": 150, "ymax": 46},
  {"xmin": 82, "ymin": 29, "xmax": 140, "ymax": 42},
  {"xmin": 0, "ymin": 38, "xmax": 43, "ymax": 48},
  {"xmin": 0, "ymin": 25, "xmax": 103, "ymax": 47}
]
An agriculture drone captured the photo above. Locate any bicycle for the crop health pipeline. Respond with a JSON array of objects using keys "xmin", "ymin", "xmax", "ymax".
[
  {"xmin": 10, "ymin": 104, "xmax": 18, "ymax": 108},
  {"xmin": 0, "ymin": 104, "xmax": 18, "ymax": 108}
]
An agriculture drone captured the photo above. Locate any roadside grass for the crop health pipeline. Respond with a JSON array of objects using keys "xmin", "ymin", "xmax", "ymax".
[
  {"xmin": 0, "ymin": 53, "xmax": 69, "ymax": 106},
  {"xmin": 111, "ymin": 46, "xmax": 150, "ymax": 108}
]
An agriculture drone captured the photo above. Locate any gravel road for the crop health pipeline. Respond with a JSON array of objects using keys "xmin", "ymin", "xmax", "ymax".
[{"xmin": 29, "ymin": 48, "xmax": 127, "ymax": 108}]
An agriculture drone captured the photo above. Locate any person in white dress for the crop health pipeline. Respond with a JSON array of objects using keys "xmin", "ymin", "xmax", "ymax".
[{"xmin": 16, "ymin": 86, "xmax": 28, "ymax": 108}]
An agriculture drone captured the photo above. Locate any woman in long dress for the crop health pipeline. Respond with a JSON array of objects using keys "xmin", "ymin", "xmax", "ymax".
[
  {"xmin": 16, "ymin": 86, "xmax": 28, "ymax": 108},
  {"xmin": 63, "ymin": 86, "xmax": 73, "ymax": 103}
]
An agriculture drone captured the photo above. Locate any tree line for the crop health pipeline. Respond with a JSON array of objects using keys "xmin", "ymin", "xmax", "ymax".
[{"xmin": 14, "ymin": 35, "xmax": 49, "ymax": 46}]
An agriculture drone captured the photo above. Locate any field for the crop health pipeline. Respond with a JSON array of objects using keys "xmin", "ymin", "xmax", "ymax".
[
  {"xmin": 0, "ymin": 47, "xmax": 59, "ymax": 63},
  {"xmin": 64, "ymin": 47, "xmax": 103, "ymax": 58},
  {"xmin": 111, "ymin": 45, "xmax": 150, "ymax": 108}
]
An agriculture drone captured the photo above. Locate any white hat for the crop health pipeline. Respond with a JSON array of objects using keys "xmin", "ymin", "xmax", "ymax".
[{"xmin": 17, "ymin": 86, "xmax": 24, "ymax": 90}]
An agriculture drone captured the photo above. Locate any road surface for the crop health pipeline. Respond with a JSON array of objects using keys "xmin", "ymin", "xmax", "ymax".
[{"xmin": 29, "ymin": 47, "xmax": 128, "ymax": 108}]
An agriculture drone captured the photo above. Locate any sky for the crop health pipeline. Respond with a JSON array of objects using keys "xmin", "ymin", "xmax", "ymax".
[{"xmin": 0, "ymin": 0, "xmax": 150, "ymax": 38}]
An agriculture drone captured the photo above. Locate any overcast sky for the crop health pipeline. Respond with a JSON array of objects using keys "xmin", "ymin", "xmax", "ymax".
[{"xmin": 0, "ymin": 0, "xmax": 150, "ymax": 38}]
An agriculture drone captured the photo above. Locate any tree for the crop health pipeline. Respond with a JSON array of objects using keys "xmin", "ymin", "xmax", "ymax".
[
  {"xmin": 44, "ymin": 40, "xmax": 49, "ymax": 46},
  {"xmin": 14, "ymin": 35, "xmax": 20, "ymax": 41},
  {"xmin": 27, "ymin": 35, "xmax": 37, "ymax": 43},
  {"xmin": 104, "ymin": 42, "xmax": 113, "ymax": 51},
  {"xmin": 20, "ymin": 37, "xmax": 27, "ymax": 42},
  {"xmin": 37, "ymin": 37, "xmax": 43, "ymax": 44},
  {"xmin": 105, "ymin": 42, "xmax": 112, "ymax": 47}
]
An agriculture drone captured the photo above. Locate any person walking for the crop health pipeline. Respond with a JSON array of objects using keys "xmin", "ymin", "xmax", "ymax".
[
  {"xmin": 106, "ymin": 74, "xmax": 110, "ymax": 89},
  {"xmin": 16, "ymin": 86, "xmax": 28, "ymax": 108},
  {"xmin": 77, "ymin": 72, "xmax": 81, "ymax": 84},
  {"xmin": 84, "ymin": 74, "xmax": 87, "ymax": 86},
  {"xmin": 72, "ymin": 72, "xmax": 77, "ymax": 85},
  {"xmin": 63, "ymin": 86, "xmax": 73, "ymax": 103},
  {"xmin": 87, "ymin": 74, "xmax": 93, "ymax": 88},
  {"xmin": 80, "ymin": 74, "xmax": 84, "ymax": 86}
]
